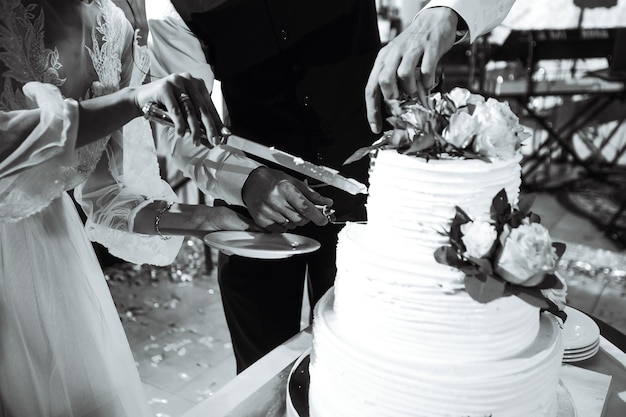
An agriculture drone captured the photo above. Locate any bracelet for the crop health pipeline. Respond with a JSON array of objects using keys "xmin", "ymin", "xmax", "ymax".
[{"xmin": 155, "ymin": 202, "xmax": 174, "ymax": 241}]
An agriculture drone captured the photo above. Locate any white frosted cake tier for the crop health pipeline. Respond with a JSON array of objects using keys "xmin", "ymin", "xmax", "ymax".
[
  {"xmin": 366, "ymin": 150, "xmax": 522, "ymax": 249},
  {"xmin": 308, "ymin": 149, "xmax": 564, "ymax": 417},
  {"xmin": 310, "ymin": 289, "xmax": 563, "ymax": 417},
  {"xmin": 333, "ymin": 223, "xmax": 541, "ymax": 361}
]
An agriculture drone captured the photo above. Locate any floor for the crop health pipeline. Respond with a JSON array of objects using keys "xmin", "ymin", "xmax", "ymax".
[{"xmin": 104, "ymin": 188, "xmax": 626, "ymax": 417}]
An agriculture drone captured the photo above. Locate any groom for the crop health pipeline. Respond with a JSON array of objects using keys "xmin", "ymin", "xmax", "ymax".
[{"xmin": 146, "ymin": 0, "xmax": 516, "ymax": 372}]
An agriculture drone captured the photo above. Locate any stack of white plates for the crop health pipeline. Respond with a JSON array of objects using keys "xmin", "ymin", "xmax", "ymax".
[{"xmin": 561, "ymin": 306, "xmax": 601, "ymax": 363}]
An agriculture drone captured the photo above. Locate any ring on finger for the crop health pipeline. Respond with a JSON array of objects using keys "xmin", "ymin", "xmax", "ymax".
[
  {"xmin": 280, "ymin": 219, "xmax": 290, "ymax": 227},
  {"xmin": 179, "ymin": 92, "xmax": 191, "ymax": 102}
]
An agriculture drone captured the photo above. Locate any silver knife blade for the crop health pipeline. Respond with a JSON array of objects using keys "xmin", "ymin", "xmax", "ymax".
[
  {"xmin": 222, "ymin": 135, "xmax": 367, "ymax": 195},
  {"xmin": 142, "ymin": 102, "xmax": 368, "ymax": 195}
]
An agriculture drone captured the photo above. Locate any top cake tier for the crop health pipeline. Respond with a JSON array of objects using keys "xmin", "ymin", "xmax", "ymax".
[{"xmin": 366, "ymin": 149, "xmax": 522, "ymax": 251}]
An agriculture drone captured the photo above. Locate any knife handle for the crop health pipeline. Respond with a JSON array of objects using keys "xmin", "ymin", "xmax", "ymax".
[{"xmin": 141, "ymin": 102, "xmax": 227, "ymax": 147}]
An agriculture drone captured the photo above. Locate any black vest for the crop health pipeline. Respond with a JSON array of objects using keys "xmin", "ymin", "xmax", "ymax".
[{"xmin": 171, "ymin": 0, "xmax": 381, "ymax": 182}]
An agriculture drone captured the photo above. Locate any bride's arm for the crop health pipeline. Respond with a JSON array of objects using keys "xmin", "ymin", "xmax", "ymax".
[
  {"xmin": 74, "ymin": 87, "xmax": 141, "ymax": 147},
  {"xmin": 74, "ymin": 22, "xmax": 257, "ymax": 266},
  {"xmin": 131, "ymin": 201, "xmax": 260, "ymax": 239},
  {"xmin": 75, "ymin": 71, "xmax": 218, "ymax": 149},
  {"xmin": 0, "ymin": 72, "xmax": 212, "ymax": 163}
]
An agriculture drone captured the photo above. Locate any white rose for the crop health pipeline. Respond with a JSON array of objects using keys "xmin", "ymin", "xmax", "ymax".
[
  {"xmin": 460, "ymin": 221, "xmax": 497, "ymax": 259},
  {"xmin": 444, "ymin": 112, "xmax": 479, "ymax": 148},
  {"xmin": 495, "ymin": 223, "xmax": 557, "ymax": 287},
  {"xmin": 448, "ymin": 87, "xmax": 485, "ymax": 109},
  {"xmin": 471, "ymin": 99, "xmax": 522, "ymax": 158},
  {"xmin": 402, "ymin": 103, "xmax": 436, "ymax": 132},
  {"xmin": 483, "ymin": 98, "xmax": 519, "ymax": 126},
  {"xmin": 473, "ymin": 123, "xmax": 519, "ymax": 159}
]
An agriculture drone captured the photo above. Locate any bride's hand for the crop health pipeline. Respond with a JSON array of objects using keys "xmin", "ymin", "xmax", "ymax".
[
  {"xmin": 133, "ymin": 72, "xmax": 225, "ymax": 146},
  {"xmin": 192, "ymin": 206, "xmax": 263, "ymax": 235},
  {"xmin": 133, "ymin": 202, "xmax": 261, "ymax": 238}
]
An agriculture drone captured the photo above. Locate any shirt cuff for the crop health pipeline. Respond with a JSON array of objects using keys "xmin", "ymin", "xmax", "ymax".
[
  {"xmin": 214, "ymin": 151, "xmax": 262, "ymax": 206},
  {"xmin": 418, "ymin": 1, "xmax": 477, "ymax": 43}
]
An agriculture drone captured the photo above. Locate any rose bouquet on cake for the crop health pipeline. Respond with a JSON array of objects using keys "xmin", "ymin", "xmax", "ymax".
[
  {"xmin": 435, "ymin": 189, "xmax": 568, "ymax": 319},
  {"xmin": 345, "ymin": 87, "xmax": 567, "ymax": 317},
  {"xmin": 344, "ymin": 87, "xmax": 530, "ymax": 164}
]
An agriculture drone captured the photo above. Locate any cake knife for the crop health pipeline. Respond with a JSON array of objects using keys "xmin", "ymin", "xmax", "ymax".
[{"xmin": 142, "ymin": 103, "xmax": 368, "ymax": 195}]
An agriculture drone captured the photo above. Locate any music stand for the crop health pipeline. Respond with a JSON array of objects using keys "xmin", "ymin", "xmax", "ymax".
[{"xmin": 473, "ymin": 27, "xmax": 626, "ymax": 191}]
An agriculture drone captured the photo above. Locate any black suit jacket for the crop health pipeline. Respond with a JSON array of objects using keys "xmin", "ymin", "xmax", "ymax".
[{"xmin": 171, "ymin": 0, "xmax": 381, "ymax": 190}]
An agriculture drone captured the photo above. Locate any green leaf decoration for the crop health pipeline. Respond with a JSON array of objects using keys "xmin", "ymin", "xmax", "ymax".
[
  {"xmin": 464, "ymin": 274, "xmax": 507, "ymax": 303},
  {"xmin": 534, "ymin": 273, "xmax": 564, "ymax": 290},
  {"xmin": 458, "ymin": 264, "xmax": 482, "ymax": 276},
  {"xmin": 490, "ymin": 189, "xmax": 511, "ymax": 226},
  {"xmin": 547, "ymin": 302, "xmax": 568, "ymax": 322},
  {"xmin": 343, "ymin": 136, "xmax": 390, "ymax": 165},
  {"xmin": 434, "ymin": 246, "xmax": 449, "ymax": 265},
  {"xmin": 459, "ymin": 147, "xmax": 492, "ymax": 163},
  {"xmin": 449, "ymin": 207, "xmax": 471, "ymax": 250},
  {"xmin": 509, "ymin": 210, "xmax": 525, "ymax": 228},
  {"xmin": 552, "ymin": 242, "xmax": 566, "ymax": 260},
  {"xmin": 434, "ymin": 246, "xmax": 462, "ymax": 267},
  {"xmin": 528, "ymin": 212, "xmax": 541, "ymax": 224},
  {"xmin": 493, "ymin": 189, "xmax": 509, "ymax": 210},
  {"xmin": 554, "ymin": 310, "xmax": 568, "ymax": 322},
  {"xmin": 470, "ymin": 257, "xmax": 494, "ymax": 275},
  {"xmin": 454, "ymin": 206, "xmax": 472, "ymax": 224},
  {"xmin": 405, "ymin": 134, "xmax": 436, "ymax": 154}
]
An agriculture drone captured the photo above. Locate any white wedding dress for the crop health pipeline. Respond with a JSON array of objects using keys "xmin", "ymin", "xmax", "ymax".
[{"xmin": 0, "ymin": 1, "xmax": 183, "ymax": 416}]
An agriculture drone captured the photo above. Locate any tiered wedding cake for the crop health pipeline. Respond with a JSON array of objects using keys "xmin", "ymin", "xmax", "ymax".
[{"xmin": 306, "ymin": 89, "xmax": 567, "ymax": 417}]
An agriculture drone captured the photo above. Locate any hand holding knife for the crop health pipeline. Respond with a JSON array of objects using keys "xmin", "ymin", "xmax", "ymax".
[{"xmin": 142, "ymin": 102, "xmax": 368, "ymax": 196}]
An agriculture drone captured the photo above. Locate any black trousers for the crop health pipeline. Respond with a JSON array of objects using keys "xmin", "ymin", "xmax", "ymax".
[
  {"xmin": 216, "ymin": 184, "xmax": 368, "ymax": 372},
  {"xmin": 217, "ymin": 220, "xmax": 345, "ymax": 373}
]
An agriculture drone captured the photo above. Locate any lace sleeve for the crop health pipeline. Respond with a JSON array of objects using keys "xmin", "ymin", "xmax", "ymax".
[
  {"xmin": 0, "ymin": 83, "xmax": 80, "ymax": 222},
  {"xmin": 74, "ymin": 125, "xmax": 183, "ymax": 266},
  {"xmin": 73, "ymin": 28, "xmax": 183, "ymax": 266}
]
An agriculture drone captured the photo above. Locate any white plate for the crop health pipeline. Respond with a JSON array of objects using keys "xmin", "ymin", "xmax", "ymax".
[
  {"xmin": 562, "ymin": 344, "xmax": 600, "ymax": 363},
  {"xmin": 564, "ymin": 338, "xmax": 599, "ymax": 354},
  {"xmin": 203, "ymin": 231, "xmax": 321, "ymax": 259},
  {"xmin": 563, "ymin": 348, "xmax": 599, "ymax": 360},
  {"xmin": 564, "ymin": 344, "xmax": 600, "ymax": 359},
  {"xmin": 561, "ymin": 306, "xmax": 601, "ymax": 351}
]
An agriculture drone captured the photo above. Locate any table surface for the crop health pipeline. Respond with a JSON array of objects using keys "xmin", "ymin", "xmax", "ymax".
[{"xmin": 182, "ymin": 318, "xmax": 626, "ymax": 417}]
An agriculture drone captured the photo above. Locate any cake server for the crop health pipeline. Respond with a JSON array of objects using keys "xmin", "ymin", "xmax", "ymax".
[{"xmin": 142, "ymin": 103, "xmax": 368, "ymax": 195}]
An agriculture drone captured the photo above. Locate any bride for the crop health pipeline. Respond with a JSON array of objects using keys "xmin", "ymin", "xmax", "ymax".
[{"xmin": 0, "ymin": 0, "xmax": 258, "ymax": 415}]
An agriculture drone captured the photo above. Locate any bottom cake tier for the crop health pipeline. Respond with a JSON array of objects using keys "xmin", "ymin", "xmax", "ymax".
[{"xmin": 307, "ymin": 288, "xmax": 564, "ymax": 417}]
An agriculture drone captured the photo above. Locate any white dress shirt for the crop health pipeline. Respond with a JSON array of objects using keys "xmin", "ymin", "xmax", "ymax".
[{"xmin": 421, "ymin": 0, "xmax": 516, "ymax": 42}]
